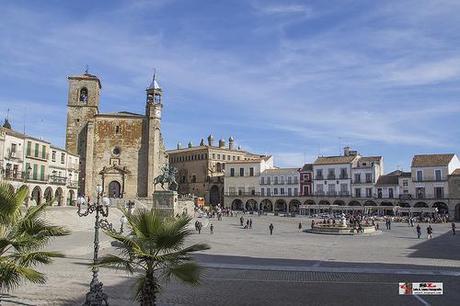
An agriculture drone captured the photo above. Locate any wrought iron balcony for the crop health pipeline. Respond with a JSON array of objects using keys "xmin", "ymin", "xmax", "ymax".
[{"xmin": 49, "ymin": 175, "xmax": 67, "ymax": 185}]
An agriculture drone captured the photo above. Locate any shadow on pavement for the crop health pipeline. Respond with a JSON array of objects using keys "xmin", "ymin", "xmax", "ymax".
[
  {"xmin": 193, "ymin": 253, "xmax": 460, "ymax": 272},
  {"xmin": 407, "ymin": 231, "xmax": 460, "ymax": 261}
]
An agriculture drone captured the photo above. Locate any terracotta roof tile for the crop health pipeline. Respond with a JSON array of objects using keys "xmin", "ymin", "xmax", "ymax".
[
  {"xmin": 314, "ymin": 155, "xmax": 357, "ymax": 165},
  {"xmin": 411, "ymin": 154, "xmax": 455, "ymax": 167}
]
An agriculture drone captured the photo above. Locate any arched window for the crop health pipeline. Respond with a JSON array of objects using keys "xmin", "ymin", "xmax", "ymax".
[
  {"xmin": 79, "ymin": 87, "xmax": 88, "ymax": 103},
  {"xmin": 191, "ymin": 175, "xmax": 196, "ymax": 183}
]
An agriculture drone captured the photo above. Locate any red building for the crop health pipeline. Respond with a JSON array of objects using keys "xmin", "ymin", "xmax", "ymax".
[{"xmin": 299, "ymin": 163, "xmax": 313, "ymax": 196}]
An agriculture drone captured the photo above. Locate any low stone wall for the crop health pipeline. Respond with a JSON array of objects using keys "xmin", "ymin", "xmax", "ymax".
[{"xmin": 307, "ymin": 224, "xmax": 377, "ymax": 235}]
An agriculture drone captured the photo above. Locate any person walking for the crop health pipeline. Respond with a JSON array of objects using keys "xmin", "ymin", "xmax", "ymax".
[
  {"xmin": 269, "ymin": 223, "xmax": 274, "ymax": 235},
  {"xmin": 210, "ymin": 223, "xmax": 214, "ymax": 234},
  {"xmin": 388, "ymin": 218, "xmax": 392, "ymax": 230},
  {"xmin": 427, "ymin": 225, "xmax": 432, "ymax": 239},
  {"xmin": 197, "ymin": 222, "xmax": 202, "ymax": 234},
  {"xmin": 452, "ymin": 222, "xmax": 456, "ymax": 236},
  {"xmin": 298, "ymin": 222, "xmax": 302, "ymax": 232},
  {"xmin": 249, "ymin": 218, "xmax": 253, "ymax": 229},
  {"xmin": 246, "ymin": 219, "xmax": 250, "ymax": 229},
  {"xmin": 416, "ymin": 224, "xmax": 421, "ymax": 239},
  {"xmin": 240, "ymin": 216, "xmax": 244, "ymax": 226}
]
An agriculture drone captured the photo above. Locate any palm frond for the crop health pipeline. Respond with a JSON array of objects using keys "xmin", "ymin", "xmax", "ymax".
[
  {"xmin": 96, "ymin": 254, "xmax": 135, "ymax": 274},
  {"xmin": 167, "ymin": 262, "xmax": 202, "ymax": 285},
  {"xmin": 8, "ymin": 251, "xmax": 64, "ymax": 266},
  {"xmin": 0, "ymin": 183, "xmax": 27, "ymax": 225},
  {"xmin": 0, "ymin": 260, "xmax": 46, "ymax": 291}
]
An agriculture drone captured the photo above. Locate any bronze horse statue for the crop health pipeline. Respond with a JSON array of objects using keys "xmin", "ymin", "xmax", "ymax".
[{"xmin": 154, "ymin": 165, "xmax": 178, "ymax": 191}]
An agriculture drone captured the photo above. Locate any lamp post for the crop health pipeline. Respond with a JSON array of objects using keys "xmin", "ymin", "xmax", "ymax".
[{"xmin": 77, "ymin": 184, "xmax": 114, "ymax": 306}]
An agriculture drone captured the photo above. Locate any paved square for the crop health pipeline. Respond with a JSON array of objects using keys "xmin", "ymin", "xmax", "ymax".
[{"xmin": 3, "ymin": 208, "xmax": 459, "ymax": 305}]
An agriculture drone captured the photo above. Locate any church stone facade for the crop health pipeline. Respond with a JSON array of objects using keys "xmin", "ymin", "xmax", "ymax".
[{"xmin": 65, "ymin": 72, "xmax": 167, "ymax": 199}]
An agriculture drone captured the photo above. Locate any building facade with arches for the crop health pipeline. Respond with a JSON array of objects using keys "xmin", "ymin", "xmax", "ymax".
[
  {"xmin": 65, "ymin": 72, "xmax": 167, "ymax": 199},
  {"xmin": 224, "ymin": 152, "xmax": 460, "ymax": 221},
  {"xmin": 167, "ymin": 136, "xmax": 262, "ymax": 206},
  {"xmin": 0, "ymin": 120, "xmax": 79, "ymax": 206}
]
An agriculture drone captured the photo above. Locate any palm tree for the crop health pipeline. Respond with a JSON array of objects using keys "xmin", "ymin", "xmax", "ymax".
[
  {"xmin": 0, "ymin": 183, "xmax": 69, "ymax": 299},
  {"xmin": 97, "ymin": 209, "xmax": 210, "ymax": 306}
]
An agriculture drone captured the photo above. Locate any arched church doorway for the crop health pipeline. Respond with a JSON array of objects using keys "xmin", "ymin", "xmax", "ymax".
[{"xmin": 109, "ymin": 181, "xmax": 121, "ymax": 198}]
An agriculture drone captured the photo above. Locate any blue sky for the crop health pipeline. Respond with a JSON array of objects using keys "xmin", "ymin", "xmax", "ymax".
[{"xmin": 1, "ymin": 0, "xmax": 460, "ymax": 172}]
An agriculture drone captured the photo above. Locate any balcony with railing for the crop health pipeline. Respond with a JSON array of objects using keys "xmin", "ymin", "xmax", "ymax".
[
  {"xmin": 26, "ymin": 151, "xmax": 49, "ymax": 161},
  {"xmin": 68, "ymin": 180, "xmax": 79, "ymax": 188},
  {"xmin": 339, "ymin": 174, "xmax": 348, "ymax": 179},
  {"xmin": 327, "ymin": 174, "xmax": 336, "ymax": 180},
  {"xmin": 3, "ymin": 171, "xmax": 24, "ymax": 181},
  {"xmin": 48, "ymin": 175, "xmax": 67, "ymax": 185}
]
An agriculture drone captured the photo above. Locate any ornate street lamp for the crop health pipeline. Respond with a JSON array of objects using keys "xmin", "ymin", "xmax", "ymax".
[{"xmin": 77, "ymin": 184, "xmax": 116, "ymax": 306}]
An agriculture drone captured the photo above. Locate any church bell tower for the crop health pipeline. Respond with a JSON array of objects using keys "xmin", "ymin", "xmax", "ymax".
[
  {"xmin": 65, "ymin": 71, "xmax": 101, "ymax": 195},
  {"xmin": 146, "ymin": 73, "xmax": 163, "ymax": 195}
]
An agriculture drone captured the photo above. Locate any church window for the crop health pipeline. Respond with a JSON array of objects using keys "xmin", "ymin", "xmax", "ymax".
[
  {"xmin": 79, "ymin": 88, "xmax": 88, "ymax": 103},
  {"xmin": 113, "ymin": 147, "xmax": 121, "ymax": 156},
  {"xmin": 115, "ymin": 126, "xmax": 120, "ymax": 134},
  {"xmin": 191, "ymin": 175, "xmax": 196, "ymax": 183}
]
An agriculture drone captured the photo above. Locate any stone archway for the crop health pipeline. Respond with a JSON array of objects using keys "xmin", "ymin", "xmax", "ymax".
[
  {"xmin": 380, "ymin": 201, "xmax": 394, "ymax": 216},
  {"xmin": 31, "ymin": 186, "xmax": 42, "ymax": 206},
  {"xmin": 304, "ymin": 199, "xmax": 315, "ymax": 206},
  {"xmin": 289, "ymin": 199, "xmax": 301, "ymax": 212},
  {"xmin": 432, "ymin": 202, "xmax": 448, "ymax": 215},
  {"xmin": 246, "ymin": 199, "xmax": 258, "ymax": 211},
  {"xmin": 260, "ymin": 199, "xmax": 273, "ymax": 211},
  {"xmin": 414, "ymin": 202, "xmax": 428, "ymax": 208},
  {"xmin": 231, "ymin": 199, "xmax": 243, "ymax": 210},
  {"xmin": 455, "ymin": 204, "xmax": 460, "ymax": 221},
  {"xmin": 333, "ymin": 200, "xmax": 346, "ymax": 206},
  {"xmin": 44, "ymin": 187, "xmax": 53, "ymax": 204},
  {"xmin": 275, "ymin": 199, "xmax": 287, "ymax": 212},
  {"xmin": 209, "ymin": 185, "xmax": 220, "ymax": 205},
  {"xmin": 364, "ymin": 200, "xmax": 377, "ymax": 206},
  {"xmin": 349, "ymin": 200, "xmax": 362, "ymax": 206},
  {"xmin": 108, "ymin": 181, "xmax": 121, "ymax": 198},
  {"xmin": 55, "ymin": 187, "xmax": 64, "ymax": 206},
  {"xmin": 68, "ymin": 189, "xmax": 75, "ymax": 206},
  {"xmin": 318, "ymin": 200, "xmax": 330, "ymax": 206}
]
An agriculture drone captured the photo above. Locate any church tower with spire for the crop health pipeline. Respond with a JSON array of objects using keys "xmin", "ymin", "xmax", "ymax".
[
  {"xmin": 64, "ymin": 69, "xmax": 167, "ymax": 198},
  {"xmin": 146, "ymin": 72, "xmax": 164, "ymax": 195}
]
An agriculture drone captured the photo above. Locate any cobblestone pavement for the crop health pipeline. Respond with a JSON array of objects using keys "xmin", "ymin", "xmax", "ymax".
[{"xmin": 2, "ymin": 208, "xmax": 459, "ymax": 305}]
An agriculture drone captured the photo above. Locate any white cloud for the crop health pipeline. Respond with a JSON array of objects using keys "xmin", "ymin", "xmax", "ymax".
[{"xmin": 255, "ymin": 4, "xmax": 312, "ymax": 16}]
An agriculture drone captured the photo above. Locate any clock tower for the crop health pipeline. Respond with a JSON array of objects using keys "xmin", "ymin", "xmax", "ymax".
[{"xmin": 146, "ymin": 72, "xmax": 164, "ymax": 195}]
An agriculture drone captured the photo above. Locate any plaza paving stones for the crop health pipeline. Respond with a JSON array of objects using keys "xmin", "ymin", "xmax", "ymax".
[{"xmin": 3, "ymin": 207, "xmax": 459, "ymax": 305}]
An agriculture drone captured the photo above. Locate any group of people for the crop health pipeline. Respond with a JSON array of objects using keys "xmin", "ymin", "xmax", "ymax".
[{"xmin": 240, "ymin": 216, "xmax": 253, "ymax": 229}]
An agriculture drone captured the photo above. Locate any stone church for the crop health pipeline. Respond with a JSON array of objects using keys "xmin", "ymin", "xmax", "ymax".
[{"xmin": 65, "ymin": 71, "xmax": 167, "ymax": 199}]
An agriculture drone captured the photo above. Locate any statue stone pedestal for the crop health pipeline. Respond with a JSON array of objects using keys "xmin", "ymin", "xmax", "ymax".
[{"xmin": 153, "ymin": 190, "xmax": 178, "ymax": 218}]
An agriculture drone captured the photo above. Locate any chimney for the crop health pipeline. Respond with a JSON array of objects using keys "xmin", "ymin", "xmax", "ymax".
[
  {"xmin": 228, "ymin": 136, "xmax": 234, "ymax": 150},
  {"xmin": 207, "ymin": 134, "xmax": 214, "ymax": 146},
  {"xmin": 344, "ymin": 146, "xmax": 350, "ymax": 156},
  {"xmin": 219, "ymin": 138, "xmax": 225, "ymax": 148},
  {"xmin": 177, "ymin": 142, "xmax": 182, "ymax": 150}
]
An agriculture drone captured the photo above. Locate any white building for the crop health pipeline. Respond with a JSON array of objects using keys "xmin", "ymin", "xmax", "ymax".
[
  {"xmin": 224, "ymin": 155, "xmax": 273, "ymax": 209},
  {"xmin": 410, "ymin": 154, "xmax": 460, "ymax": 200},
  {"xmin": 351, "ymin": 156, "xmax": 383, "ymax": 198},
  {"xmin": 0, "ymin": 119, "xmax": 79, "ymax": 206},
  {"xmin": 313, "ymin": 148, "xmax": 359, "ymax": 196},
  {"xmin": 260, "ymin": 168, "xmax": 299, "ymax": 197}
]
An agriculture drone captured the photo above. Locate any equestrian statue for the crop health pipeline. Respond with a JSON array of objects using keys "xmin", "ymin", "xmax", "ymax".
[{"xmin": 154, "ymin": 165, "xmax": 178, "ymax": 191}]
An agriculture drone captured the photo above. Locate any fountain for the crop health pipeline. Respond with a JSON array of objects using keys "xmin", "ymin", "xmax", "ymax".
[{"xmin": 306, "ymin": 214, "xmax": 378, "ymax": 235}]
